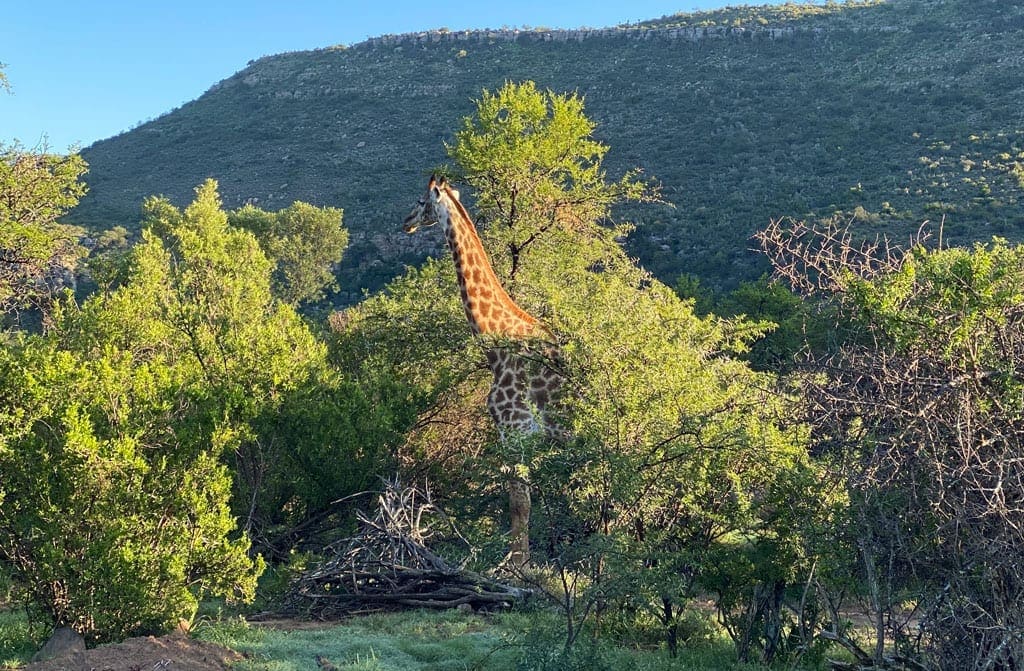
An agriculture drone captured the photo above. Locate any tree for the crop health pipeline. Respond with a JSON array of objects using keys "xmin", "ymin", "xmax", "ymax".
[
  {"xmin": 516, "ymin": 220, "xmax": 815, "ymax": 661},
  {"xmin": 328, "ymin": 258, "xmax": 484, "ymax": 487},
  {"xmin": 447, "ymin": 81, "xmax": 655, "ymax": 285},
  {"xmin": 0, "ymin": 143, "xmax": 88, "ymax": 327},
  {"xmin": 229, "ymin": 200, "xmax": 348, "ymax": 306},
  {"xmin": 0, "ymin": 180, "xmax": 350, "ymax": 641},
  {"xmin": 758, "ymin": 218, "xmax": 1024, "ymax": 670},
  {"xmin": 114, "ymin": 181, "xmax": 394, "ymax": 559},
  {"xmin": 0, "ymin": 339, "xmax": 260, "ymax": 643},
  {"xmin": 123, "ymin": 181, "xmax": 397, "ymax": 561},
  {"xmin": 363, "ymin": 82, "xmax": 817, "ymax": 659}
]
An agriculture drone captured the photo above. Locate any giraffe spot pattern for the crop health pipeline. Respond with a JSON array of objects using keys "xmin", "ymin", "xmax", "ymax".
[{"xmin": 409, "ymin": 177, "xmax": 564, "ymax": 441}]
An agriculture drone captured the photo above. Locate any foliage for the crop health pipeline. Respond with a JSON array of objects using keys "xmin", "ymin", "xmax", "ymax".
[
  {"xmin": 238, "ymin": 371, "xmax": 410, "ymax": 561},
  {"xmin": 448, "ymin": 81, "xmax": 656, "ymax": 282},
  {"xmin": 94, "ymin": 180, "xmax": 398, "ymax": 561},
  {"xmin": 83, "ymin": 180, "xmax": 324, "ymax": 403},
  {"xmin": 0, "ymin": 609, "xmax": 38, "ymax": 667},
  {"xmin": 712, "ymin": 275, "xmax": 838, "ymax": 372},
  {"xmin": 760, "ymin": 219, "xmax": 1024, "ymax": 669},
  {"xmin": 0, "ymin": 180, "xmax": 364, "ymax": 642},
  {"xmin": 229, "ymin": 200, "xmax": 348, "ymax": 306},
  {"xmin": 0, "ymin": 143, "xmax": 88, "ymax": 326},
  {"xmin": 328, "ymin": 257, "xmax": 485, "ymax": 486},
  {"xmin": 520, "ymin": 229, "xmax": 818, "ymax": 662},
  {"xmin": 516, "ymin": 630, "xmax": 614, "ymax": 671},
  {"xmin": 0, "ymin": 335, "xmax": 261, "ymax": 643}
]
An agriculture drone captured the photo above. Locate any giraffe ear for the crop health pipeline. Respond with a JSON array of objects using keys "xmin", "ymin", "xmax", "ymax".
[{"xmin": 449, "ymin": 187, "xmax": 460, "ymax": 201}]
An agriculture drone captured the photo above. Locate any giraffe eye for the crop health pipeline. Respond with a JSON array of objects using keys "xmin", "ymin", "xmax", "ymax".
[{"xmin": 417, "ymin": 199, "xmax": 426, "ymax": 206}]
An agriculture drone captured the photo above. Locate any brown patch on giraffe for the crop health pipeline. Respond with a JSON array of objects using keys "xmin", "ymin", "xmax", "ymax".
[
  {"xmin": 496, "ymin": 370, "xmax": 514, "ymax": 388},
  {"xmin": 511, "ymin": 409, "xmax": 534, "ymax": 424}
]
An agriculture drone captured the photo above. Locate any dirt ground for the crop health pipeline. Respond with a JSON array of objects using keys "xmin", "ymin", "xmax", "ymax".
[{"xmin": 21, "ymin": 633, "xmax": 243, "ymax": 671}]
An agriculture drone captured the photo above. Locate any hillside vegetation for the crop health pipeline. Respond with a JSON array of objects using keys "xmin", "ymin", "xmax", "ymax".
[{"xmin": 70, "ymin": 0, "xmax": 1024, "ymax": 301}]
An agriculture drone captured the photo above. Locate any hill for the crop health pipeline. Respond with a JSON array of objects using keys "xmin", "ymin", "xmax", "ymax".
[{"xmin": 69, "ymin": 0, "xmax": 1024, "ymax": 302}]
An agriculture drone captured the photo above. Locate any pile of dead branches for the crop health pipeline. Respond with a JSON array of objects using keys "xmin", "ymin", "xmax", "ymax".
[{"xmin": 280, "ymin": 482, "xmax": 527, "ymax": 618}]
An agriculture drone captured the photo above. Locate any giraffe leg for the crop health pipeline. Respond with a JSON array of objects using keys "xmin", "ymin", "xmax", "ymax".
[
  {"xmin": 487, "ymin": 348, "xmax": 538, "ymax": 566},
  {"xmin": 508, "ymin": 476, "xmax": 531, "ymax": 566}
]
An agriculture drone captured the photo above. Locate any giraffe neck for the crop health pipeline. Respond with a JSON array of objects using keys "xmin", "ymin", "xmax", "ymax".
[{"xmin": 437, "ymin": 191, "xmax": 543, "ymax": 339}]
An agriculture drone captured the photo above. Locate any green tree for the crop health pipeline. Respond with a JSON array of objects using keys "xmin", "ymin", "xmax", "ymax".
[
  {"xmin": 517, "ymin": 221, "xmax": 814, "ymax": 661},
  {"xmin": 83, "ymin": 181, "xmax": 324, "ymax": 399},
  {"xmin": 328, "ymin": 258, "xmax": 482, "ymax": 487},
  {"xmin": 760, "ymin": 217, "xmax": 1024, "ymax": 669},
  {"xmin": 448, "ymin": 81, "xmax": 656, "ymax": 284},
  {"xmin": 0, "ymin": 339, "xmax": 259, "ymax": 643},
  {"xmin": 110, "ymin": 181, "xmax": 397, "ymax": 561},
  {"xmin": 0, "ymin": 143, "xmax": 88, "ymax": 326},
  {"xmin": 0, "ymin": 180, "xmax": 347, "ymax": 641},
  {"xmin": 229, "ymin": 201, "xmax": 348, "ymax": 306},
  {"xmin": 365, "ymin": 82, "xmax": 817, "ymax": 659}
]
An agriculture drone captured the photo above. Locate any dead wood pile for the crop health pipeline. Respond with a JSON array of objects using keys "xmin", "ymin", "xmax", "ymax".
[{"xmin": 280, "ymin": 483, "xmax": 527, "ymax": 618}]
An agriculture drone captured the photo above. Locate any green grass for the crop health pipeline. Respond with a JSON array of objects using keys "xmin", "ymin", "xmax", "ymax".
[
  {"xmin": 1, "ymin": 605, "xmax": 810, "ymax": 670},
  {"xmin": 194, "ymin": 610, "xmax": 763, "ymax": 671},
  {"xmin": 196, "ymin": 610, "xmax": 516, "ymax": 671},
  {"xmin": 0, "ymin": 609, "xmax": 41, "ymax": 669}
]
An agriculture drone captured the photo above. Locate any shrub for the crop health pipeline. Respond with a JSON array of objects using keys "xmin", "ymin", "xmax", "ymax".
[{"xmin": 0, "ymin": 341, "xmax": 261, "ymax": 643}]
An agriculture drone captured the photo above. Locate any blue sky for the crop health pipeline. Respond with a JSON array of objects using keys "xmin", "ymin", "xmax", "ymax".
[{"xmin": 3, "ymin": 1, "xmax": 793, "ymax": 151}]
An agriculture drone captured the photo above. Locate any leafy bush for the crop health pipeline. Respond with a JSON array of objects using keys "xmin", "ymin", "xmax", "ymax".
[
  {"xmin": 0, "ymin": 341, "xmax": 261, "ymax": 643},
  {"xmin": 515, "ymin": 624, "xmax": 614, "ymax": 671},
  {"xmin": 229, "ymin": 200, "xmax": 348, "ymax": 306},
  {"xmin": 760, "ymin": 219, "xmax": 1024, "ymax": 669},
  {"xmin": 0, "ymin": 180, "xmax": 354, "ymax": 642},
  {"xmin": 0, "ymin": 143, "xmax": 88, "ymax": 328}
]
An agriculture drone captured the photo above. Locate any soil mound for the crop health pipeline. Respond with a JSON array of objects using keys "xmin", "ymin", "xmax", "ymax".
[{"xmin": 22, "ymin": 633, "xmax": 242, "ymax": 671}]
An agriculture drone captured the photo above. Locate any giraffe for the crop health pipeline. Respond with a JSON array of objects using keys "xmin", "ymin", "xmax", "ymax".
[{"xmin": 404, "ymin": 174, "xmax": 564, "ymax": 565}]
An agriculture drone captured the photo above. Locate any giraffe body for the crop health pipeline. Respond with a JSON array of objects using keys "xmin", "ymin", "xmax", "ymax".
[{"xmin": 404, "ymin": 175, "xmax": 564, "ymax": 564}]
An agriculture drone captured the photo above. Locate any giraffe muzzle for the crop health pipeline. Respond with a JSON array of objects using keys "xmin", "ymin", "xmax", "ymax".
[{"xmin": 403, "ymin": 212, "xmax": 438, "ymax": 234}]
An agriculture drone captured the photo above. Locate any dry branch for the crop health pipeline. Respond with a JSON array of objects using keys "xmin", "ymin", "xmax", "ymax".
[
  {"xmin": 753, "ymin": 216, "xmax": 926, "ymax": 296},
  {"xmin": 279, "ymin": 482, "xmax": 528, "ymax": 618}
]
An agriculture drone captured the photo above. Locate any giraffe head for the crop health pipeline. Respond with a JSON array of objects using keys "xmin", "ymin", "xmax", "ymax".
[{"xmin": 403, "ymin": 175, "xmax": 459, "ymax": 234}]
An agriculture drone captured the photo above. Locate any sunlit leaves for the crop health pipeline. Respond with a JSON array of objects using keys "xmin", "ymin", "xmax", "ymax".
[
  {"xmin": 0, "ymin": 144, "xmax": 88, "ymax": 323},
  {"xmin": 230, "ymin": 200, "xmax": 348, "ymax": 306}
]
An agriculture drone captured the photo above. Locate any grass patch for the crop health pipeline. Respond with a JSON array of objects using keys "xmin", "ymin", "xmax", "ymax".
[
  {"xmin": 197, "ymin": 610, "xmax": 517, "ymax": 671},
  {"xmin": 0, "ymin": 609, "xmax": 40, "ymax": 669},
  {"xmin": 196, "ymin": 610, "xmax": 762, "ymax": 671},
  {"xmin": 0, "ymin": 604, "xmax": 815, "ymax": 669}
]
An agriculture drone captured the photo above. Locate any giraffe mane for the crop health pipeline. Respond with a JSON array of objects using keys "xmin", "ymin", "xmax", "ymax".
[{"xmin": 440, "ymin": 182, "xmax": 557, "ymax": 343}]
